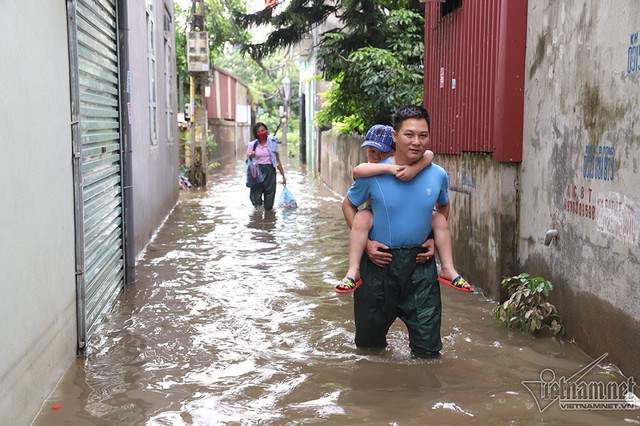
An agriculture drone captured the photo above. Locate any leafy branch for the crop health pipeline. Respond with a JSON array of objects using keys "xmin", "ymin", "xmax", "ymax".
[{"xmin": 493, "ymin": 273, "xmax": 565, "ymax": 336}]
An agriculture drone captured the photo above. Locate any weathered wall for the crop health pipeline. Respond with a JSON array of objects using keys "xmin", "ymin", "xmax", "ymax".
[
  {"xmin": 437, "ymin": 154, "xmax": 519, "ymax": 299},
  {"xmin": 209, "ymin": 119, "xmax": 251, "ymax": 163},
  {"xmin": 319, "ymin": 131, "xmax": 367, "ymax": 197},
  {"xmin": 238, "ymin": 124, "xmax": 251, "ymax": 158},
  {"xmin": 0, "ymin": 2, "xmax": 77, "ymax": 424},
  {"xmin": 128, "ymin": 1, "xmax": 180, "ymax": 258},
  {"xmin": 522, "ymin": 0, "xmax": 640, "ymax": 376}
]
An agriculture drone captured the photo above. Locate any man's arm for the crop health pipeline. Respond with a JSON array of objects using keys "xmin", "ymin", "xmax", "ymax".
[
  {"xmin": 353, "ymin": 162, "xmax": 403, "ymax": 179},
  {"xmin": 415, "ymin": 201, "xmax": 448, "ymax": 264},
  {"xmin": 395, "ymin": 150, "xmax": 434, "ymax": 181},
  {"xmin": 342, "ymin": 195, "xmax": 393, "ymax": 266},
  {"xmin": 435, "ymin": 201, "xmax": 449, "ymax": 220},
  {"xmin": 341, "ymin": 196, "xmax": 358, "ymax": 229}
]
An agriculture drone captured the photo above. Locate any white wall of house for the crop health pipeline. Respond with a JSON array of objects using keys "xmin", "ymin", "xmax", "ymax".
[
  {"xmin": 0, "ymin": 2, "xmax": 77, "ymax": 424},
  {"xmin": 237, "ymin": 82, "xmax": 251, "ymax": 124},
  {"xmin": 128, "ymin": 0, "xmax": 180, "ymax": 259},
  {"xmin": 522, "ymin": 0, "xmax": 640, "ymax": 376},
  {"xmin": 0, "ymin": 1, "xmax": 182, "ymax": 423}
]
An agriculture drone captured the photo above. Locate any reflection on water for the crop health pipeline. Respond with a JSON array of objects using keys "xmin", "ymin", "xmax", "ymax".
[{"xmin": 35, "ymin": 158, "xmax": 639, "ymax": 425}]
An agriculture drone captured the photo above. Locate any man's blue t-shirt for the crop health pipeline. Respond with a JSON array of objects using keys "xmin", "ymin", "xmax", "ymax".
[{"xmin": 346, "ymin": 158, "xmax": 449, "ymax": 248}]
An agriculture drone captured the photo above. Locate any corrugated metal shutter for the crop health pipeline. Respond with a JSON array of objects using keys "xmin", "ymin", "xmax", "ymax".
[{"xmin": 75, "ymin": 0, "xmax": 124, "ymax": 345}]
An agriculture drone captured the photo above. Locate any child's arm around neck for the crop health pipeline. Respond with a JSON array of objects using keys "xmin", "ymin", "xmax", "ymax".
[
  {"xmin": 353, "ymin": 160, "xmax": 398, "ymax": 179},
  {"xmin": 352, "ymin": 150, "xmax": 435, "ymax": 180},
  {"xmin": 394, "ymin": 150, "xmax": 435, "ymax": 181}
]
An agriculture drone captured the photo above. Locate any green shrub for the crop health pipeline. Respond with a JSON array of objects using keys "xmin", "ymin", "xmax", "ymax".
[{"xmin": 493, "ymin": 273, "xmax": 565, "ymax": 336}]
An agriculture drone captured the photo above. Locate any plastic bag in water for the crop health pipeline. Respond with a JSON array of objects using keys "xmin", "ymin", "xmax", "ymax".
[{"xmin": 277, "ymin": 185, "xmax": 298, "ymax": 209}]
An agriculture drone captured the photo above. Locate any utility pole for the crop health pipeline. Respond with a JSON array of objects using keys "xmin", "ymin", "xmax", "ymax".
[
  {"xmin": 187, "ymin": 0, "xmax": 209, "ymax": 187},
  {"xmin": 281, "ymin": 75, "xmax": 290, "ymax": 148}
]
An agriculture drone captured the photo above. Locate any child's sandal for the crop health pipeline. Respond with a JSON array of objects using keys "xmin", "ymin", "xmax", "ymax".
[{"xmin": 335, "ymin": 277, "xmax": 362, "ymax": 294}]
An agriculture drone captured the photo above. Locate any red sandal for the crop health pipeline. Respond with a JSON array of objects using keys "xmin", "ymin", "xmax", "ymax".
[
  {"xmin": 438, "ymin": 275, "xmax": 474, "ymax": 293},
  {"xmin": 335, "ymin": 277, "xmax": 362, "ymax": 294}
]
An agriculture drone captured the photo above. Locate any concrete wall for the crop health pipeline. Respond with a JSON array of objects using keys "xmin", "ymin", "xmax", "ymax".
[
  {"xmin": 319, "ymin": 131, "xmax": 367, "ymax": 197},
  {"xmin": 436, "ymin": 154, "xmax": 519, "ymax": 300},
  {"xmin": 209, "ymin": 119, "xmax": 251, "ymax": 162},
  {"xmin": 128, "ymin": 0, "xmax": 180, "ymax": 258},
  {"xmin": 210, "ymin": 120, "xmax": 238, "ymax": 162},
  {"xmin": 522, "ymin": 0, "xmax": 640, "ymax": 377},
  {"xmin": 0, "ymin": 2, "xmax": 77, "ymax": 424}
]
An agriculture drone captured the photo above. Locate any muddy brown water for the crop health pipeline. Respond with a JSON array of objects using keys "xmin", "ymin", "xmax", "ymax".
[{"xmin": 35, "ymin": 155, "xmax": 639, "ymax": 425}]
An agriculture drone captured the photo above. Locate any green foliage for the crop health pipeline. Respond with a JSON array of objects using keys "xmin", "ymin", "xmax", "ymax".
[
  {"xmin": 285, "ymin": 126, "xmax": 300, "ymax": 144},
  {"xmin": 316, "ymin": 79, "xmax": 364, "ymax": 134},
  {"xmin": 493, "ymin": 273, "xmax": 565, "ymax": 337},
  {"xmin": 174, "ymin": 4, "xmax": 301, "ymax": 143},
  {"xmin": 204, "ymin": 0, "xmax": 251, "ymax": 62},
  {"xmin": 235, "ymin": 1, "xmax": 339, "ymax": 59},
  {"xmin": 174, "ymin": 3, "xmax": 189, "ymax": 96},
  {"xmin": 207, "ymin": 161, "xmax": 221, "ymax": 172},
  {"xmin": 316, "ymin": 75, "xmax": 366, "ymax": 134},
  {"xmin": 237, "ymin": 1, "xmax": 425, "ymax": 133},
  {"xmin": 174, "ymin": 1, "xmax": 250, "ymax": 98},
  {"xmin": 322, "ymin": 8, "xmax": 424, "ymax": 131}
]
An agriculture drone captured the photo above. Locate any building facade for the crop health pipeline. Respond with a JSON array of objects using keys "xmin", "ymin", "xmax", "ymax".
[
  {"xmin": 423, "ymin": 0, "xmax": 640, "ymax": 377},
  {"xmin": 206, "ymin": 66, "xmax": 252, "ymax": 161},
  {"xmin": 0, "ymin": 1, "xmax": 179, "ymax": 424},
  {"xmin": 520, "ymin": 0, "xmax": 639, "ymax": 378}
]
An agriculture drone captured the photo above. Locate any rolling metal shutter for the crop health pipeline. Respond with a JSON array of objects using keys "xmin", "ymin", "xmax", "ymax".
[{"xmin": 68, "ymin": 0, "xmax": 125, "ymax": 350}]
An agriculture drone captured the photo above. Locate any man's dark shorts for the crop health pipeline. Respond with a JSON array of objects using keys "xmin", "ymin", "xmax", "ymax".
[{"xmin": 354, "ymin": 247, "xmax": 442, "ymax": 356}]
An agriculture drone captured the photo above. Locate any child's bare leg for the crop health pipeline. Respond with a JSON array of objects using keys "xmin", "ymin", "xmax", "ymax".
[
  {"xmin": 345, "ymin": 209, "xmax": 373, "ymax": 281},
  {"xmin": 432, "ymin": 211, "xmax": 458, "ymax": 280}
]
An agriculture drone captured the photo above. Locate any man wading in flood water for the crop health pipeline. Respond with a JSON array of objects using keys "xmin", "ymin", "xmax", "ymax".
[{"xmin": 341, "ymin": 105, "xmax": 450, "ymax": 357}]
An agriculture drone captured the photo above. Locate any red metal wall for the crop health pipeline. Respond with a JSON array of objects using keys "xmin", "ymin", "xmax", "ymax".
[
  {"xmin": 207, "ymin": 68, "xmax": 237, "ymax": 121},
  {"xmin": 423, "ymin": 0, "xmax": 527, "ymax": 162},
  {"xmin": 206, "ymin": 70, "xmax": 221, "ymax": 120},
  {"xmin": 229, "ymin": 79, "xmax": 237, "ymax": 120}
]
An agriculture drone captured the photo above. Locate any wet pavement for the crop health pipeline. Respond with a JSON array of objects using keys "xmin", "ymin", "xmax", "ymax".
[{"xmin": 35, "ymin": 155, "xmax": 640, "ymax": 425}]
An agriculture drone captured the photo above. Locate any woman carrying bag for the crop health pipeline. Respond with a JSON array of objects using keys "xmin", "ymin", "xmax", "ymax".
[{"xmin": 246, "ymin": 122, "xmax": 287, "ymax": 211}]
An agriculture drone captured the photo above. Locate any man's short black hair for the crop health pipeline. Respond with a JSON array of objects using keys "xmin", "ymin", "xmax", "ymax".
[{"xmin": 391, "ymin": 105, "xmax": 431, "ymax": 132}]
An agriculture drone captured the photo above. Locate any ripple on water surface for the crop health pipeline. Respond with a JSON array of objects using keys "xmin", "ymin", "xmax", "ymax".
[{"xmin": 34, "ymin": 158, "xmax": 640, "ymax": 425}]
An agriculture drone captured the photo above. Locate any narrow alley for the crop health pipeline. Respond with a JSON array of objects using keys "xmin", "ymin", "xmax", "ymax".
[{"xmin": 34, "ymin": 156, "xmax": 637, "ymax": 425}]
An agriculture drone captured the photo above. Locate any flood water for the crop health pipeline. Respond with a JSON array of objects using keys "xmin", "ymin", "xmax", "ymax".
[{"xmin": 35, "ymin": 153, "xmax": 639, "ymax": 425}]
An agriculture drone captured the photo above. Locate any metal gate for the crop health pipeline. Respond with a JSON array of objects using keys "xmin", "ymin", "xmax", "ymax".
[{"xmin": 67, "ymin": 0, "xmax": 125, "ymax": 350}]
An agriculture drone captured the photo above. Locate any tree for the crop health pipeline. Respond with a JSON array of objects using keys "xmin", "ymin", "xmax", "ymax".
[
  {"xmin": 174, "ymin": 2, "xmax": 299, "ymax": 141},
  {"xmin": 203, "ymin": 0, "xmax": 251, "ymax": 62},
  {"xmin": 236, "ymin": 0, "xmax": 425, "ymax": 133},
  {"xmin": 174, "ymin": 0, "xmax": 250, "ymax": 99}
]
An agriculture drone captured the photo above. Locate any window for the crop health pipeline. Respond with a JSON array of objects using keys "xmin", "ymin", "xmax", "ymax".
[
  {"xmin": 164, "ymin": 6, "xmax": 172, "ymax": 33},
  {"xmin": 164, "ymin": 37, "xmax": 174, "ymax": 142},
  {"xmin": 442, "ymin": 0, "xmax": 462, "ymax": 17},
  {"xmin": 147, "ymin": 3, "xmax": 158, "ymax": 145}
]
